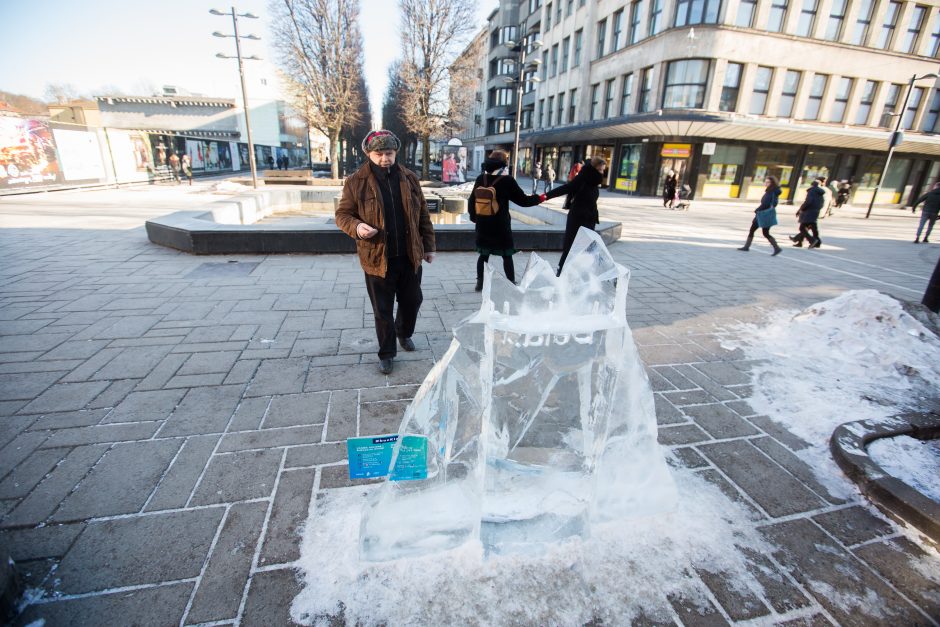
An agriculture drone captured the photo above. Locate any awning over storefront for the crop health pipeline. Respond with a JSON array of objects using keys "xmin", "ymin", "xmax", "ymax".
[{"xmin": 521, "ymin": 111, "xmax": 940, "ymax": 156}]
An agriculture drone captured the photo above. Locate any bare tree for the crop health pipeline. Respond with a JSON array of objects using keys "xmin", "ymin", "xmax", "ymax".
[
  {"xmin": 43, "ymin": 83, "xmax": 84, "ymax": 104},
  {"xmin": 341, "ymin": 72, "xmax": 373, "ymax": 172},
  {"xmin": 270, "ymin": 0, "xmax": 365, "ymax": 179},
  {"xmin": 398, "ymin": 0, "xmax": 476, "ymax": 179},
  {"xmin": 382, "ymin": 62, "xmax": 417, "ymax": 166},
  {"xmin": 445, "ymin": 36, "xmax": 483, "ymax": 138}
]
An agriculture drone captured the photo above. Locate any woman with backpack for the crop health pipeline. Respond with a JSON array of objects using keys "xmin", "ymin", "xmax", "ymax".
[
  {"xmin": 541, "ymin": 156, "xmax": 608, "ymax": 275},
  {"xmin": 468, "ymin": 150, "xmax": 543, "ymax": 291}
]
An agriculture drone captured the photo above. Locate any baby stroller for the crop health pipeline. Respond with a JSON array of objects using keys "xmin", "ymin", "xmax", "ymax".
[{"xmin": 674, "ymin": 184, "xmax": 692, "ymax": 211}]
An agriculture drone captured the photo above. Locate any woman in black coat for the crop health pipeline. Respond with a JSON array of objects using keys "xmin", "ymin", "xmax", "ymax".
[
  {"xmin": 542, "ymin": 156, "xmax": 608, "ymax": 274},
  {"xmin": 467, "ymin": 150, "xmax": 542, "ymax": 291},
  {"xmin": 663, "ymin": 169, "xmax": 678, "ymax": 208}
]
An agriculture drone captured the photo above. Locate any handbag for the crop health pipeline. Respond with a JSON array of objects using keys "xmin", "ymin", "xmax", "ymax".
[{"xmin": 756, "ymin": 207, "xmax": 778, "ymax": 229}]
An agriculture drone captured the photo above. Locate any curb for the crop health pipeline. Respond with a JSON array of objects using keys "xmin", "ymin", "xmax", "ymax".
[{"xmin": 830, "ymin": 411, "xmax": 940, "ymax": 543}]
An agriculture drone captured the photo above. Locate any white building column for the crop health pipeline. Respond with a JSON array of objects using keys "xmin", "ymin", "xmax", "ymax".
[
  {"xmin": 891, "ymin": 1, "xmax": 916, "ymax": 53},
  {"xmin": 793, "ymin": 72, "xmax": 814, "ymax": 120},
  {"xmin": 765, "ymin": 67, "xmax": 787, "ymax": 117},
  {"xmin": 813, "ymin": 0, "xmax": 834, "ymax": 39},
  {"xmin": 916, "ymin": 6, "xmax": 940, "ymax": 56},
  {"xmin": 707, "ymin": 59, "xmax": 728, "ymax": 111}
]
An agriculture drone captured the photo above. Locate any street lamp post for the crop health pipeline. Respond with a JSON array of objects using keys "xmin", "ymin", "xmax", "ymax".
[
  {"xmin": 865, "ymin": 72, "xmax": 939, "ymax": 218},
  {"xmin": 506, "ymin": 32, "xmax": 542, "ymax": 179},
  {"xmin": 211, "ymin": 7, "xmax": 261, "ymax": 189}
]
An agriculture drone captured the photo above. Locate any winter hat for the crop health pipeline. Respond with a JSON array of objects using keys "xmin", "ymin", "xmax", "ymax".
[{"xmin": 361, "ymin": 130, "xmax": 401, "ymax": 154}]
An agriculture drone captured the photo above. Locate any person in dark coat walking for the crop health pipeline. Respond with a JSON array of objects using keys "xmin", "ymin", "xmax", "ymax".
[
  {"xmin": 663, "ymin": 169, "xmax": 678, "ymax": 209},
  {"xmin": 912, "ymin": 181, "xmax": 940, "ymax": 243},
  {"xmin": 542, "ymin": 156, "xmax": 608, "ymax": 274},
  {"xmin": 467, "ymin": 150, "xmax": 542, "ymax": 291},
  {"xmin": 738, "ymin": 176, "xmax": 783, "ymax": 256},
  {"xmin": 790, "ymin": 179, "xmax": 825, "ymax": 248}
]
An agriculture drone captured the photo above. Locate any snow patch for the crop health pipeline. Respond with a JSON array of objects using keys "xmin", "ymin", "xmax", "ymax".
[{"xmin": 868, "ymin": 435, "xmax": 940, "ymax": 502}]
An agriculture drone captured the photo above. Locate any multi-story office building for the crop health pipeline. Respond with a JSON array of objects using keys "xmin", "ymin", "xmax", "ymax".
[{"xmin": 492, "ymin": 0, "xmax": 940, "ymax": 205}]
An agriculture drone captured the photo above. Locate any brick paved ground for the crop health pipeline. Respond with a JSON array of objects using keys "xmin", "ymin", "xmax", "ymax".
[{"xmin": 1, "ymin": 184, "xmax": 939, "ymax": 626}]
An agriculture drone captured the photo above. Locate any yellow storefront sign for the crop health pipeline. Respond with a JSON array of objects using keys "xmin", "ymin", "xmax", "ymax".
[
  {"xmin": 615, "ymin": 178, "xmax": 637, "ymax": 191},
  {"xmin": 661, "ymin": 143, "xmax": 691, "ymax": 158}
]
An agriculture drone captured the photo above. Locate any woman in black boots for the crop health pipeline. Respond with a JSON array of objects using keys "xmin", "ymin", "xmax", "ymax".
[
  {"xmin": 542, "ymin": 156, "xmax": 608, "ymax": 275},
  {"xmin": 467, "ymin": 150, "xmax": 542, "ymax": 291},
  {"xmin": 738, "ymin": 175, "xmax": 783, "ymax": 256}
]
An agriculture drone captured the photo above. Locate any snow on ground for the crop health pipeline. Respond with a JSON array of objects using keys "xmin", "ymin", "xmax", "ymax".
[
  {"xmin": 724, "ymin": 289, "xmax": 940, "ymax": 499},
  {"xmin": 292, "ymin": 467, "xmax": 772, "ymax": 626},
  {"xmin": 869, "ymin": 436, "xmax": 940, "ymax": 502},
  {"xmin": 208, "ymin": 180, "xmax": 250, "ymax": 194}
]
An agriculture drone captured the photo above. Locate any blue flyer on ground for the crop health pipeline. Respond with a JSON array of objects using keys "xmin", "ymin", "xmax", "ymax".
[{"xmin": 346, "ymin": 434, "xmax": 428, "ymax": 481}]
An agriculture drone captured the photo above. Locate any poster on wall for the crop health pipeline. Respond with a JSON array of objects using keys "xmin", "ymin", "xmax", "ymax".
[
  {"xmin": 52, "ymin": 128, "xmax": 106, "ymax": 181},
  {"xmin": 108, "ymin": 130, "xmax": 153, "ymax": 182},
  {"xmin": 230, "ymin": 142, "xmax": 241, "ymax": 171},
  {"xmin": 0, "ymin": 118, "xmax": 61, "ymax": 189},
  {"xmin": 186, "ymin": 139, "xmax": 206, "ymax": 169},
  {"xmin": 217, "ymin": 142, "xmax": 232, "ymax": 170},
  {"xmin": 205, "ymin": 142, "xmax": 220, "ymax": 172},
  {"xmin": 239, "ymin": 143, "xmax": 250, "ymax": 170},
  {"xmin": 441, "ymin": 145, "xmax": 467, "ymax": 184}
]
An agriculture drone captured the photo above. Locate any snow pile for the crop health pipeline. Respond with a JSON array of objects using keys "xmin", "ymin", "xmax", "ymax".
[
  {"xmin": 442, "ymin": 181, "xmax": 475, "ymax": 193},
  {"xmin": 291, "ymin": 467, "xmax": 769, "ymax": 626},
  {"xmin": 208, "ymin": 179, "xmax": 249, "ymax": 194},
  {"xmin": 868, "ymin": 436, "xmax": 940, "ymax": 502},
  {"xmin": 725, "ymin": 289, "xmax": 940, "ymax": 496}
]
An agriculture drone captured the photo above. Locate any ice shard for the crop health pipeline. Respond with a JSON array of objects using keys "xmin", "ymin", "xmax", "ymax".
[{"xmin": 359, "ymin": 228, "xmax": 677, "ymax": 561}]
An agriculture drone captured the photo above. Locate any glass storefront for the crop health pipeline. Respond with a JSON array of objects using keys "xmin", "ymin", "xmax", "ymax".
[
  {"xmin": 702, "ymin": 144, "xmax": 746, "ymax": 198},
  {"xmin": 798, "ymin": 151, "xmax": 838, "ymax": 188},
  {"xmin": 614, "ymin": 144, "xmax": 642, "ymax": 193},
  {"xmin": 747, "ymin": 147, "xmax": 797, "ymax": 200}
]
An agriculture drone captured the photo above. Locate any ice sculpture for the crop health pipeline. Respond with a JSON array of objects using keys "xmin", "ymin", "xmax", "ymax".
[{"xmin": 360, "ymin": 228, "xmax": 677, "ymax": 561}]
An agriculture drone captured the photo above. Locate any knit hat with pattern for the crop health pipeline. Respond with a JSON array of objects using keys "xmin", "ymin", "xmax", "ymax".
[{"xmin": 361, "ymin": 129, "xmax": 401, "ymax": 154}]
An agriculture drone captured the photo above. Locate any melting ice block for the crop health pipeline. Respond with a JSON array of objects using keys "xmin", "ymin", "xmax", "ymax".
[{"xmin": 360, "ymin": 228, "xmax": 677, "ymax": 560}]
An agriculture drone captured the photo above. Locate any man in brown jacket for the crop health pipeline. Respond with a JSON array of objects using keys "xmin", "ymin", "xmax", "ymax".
[{"xmin": 335, "ymin": 130, "xmax": 436, "ymax": 374}]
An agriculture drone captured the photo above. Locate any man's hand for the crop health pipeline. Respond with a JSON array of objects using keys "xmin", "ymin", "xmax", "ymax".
[
  {"xmin": 423, "ymin": 252, "xmax": 435, "ymax": 263},
  {"xmin": 356, "ymin": 223, "xmax": 379, "ymax": 239}
]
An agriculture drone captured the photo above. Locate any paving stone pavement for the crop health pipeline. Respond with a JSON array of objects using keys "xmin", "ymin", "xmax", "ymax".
[{"xmin": 1, "ymin": 186, "xmax": 939, "ymax": 626}]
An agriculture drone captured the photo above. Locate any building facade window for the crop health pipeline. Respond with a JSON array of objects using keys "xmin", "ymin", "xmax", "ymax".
[
  {"xmin": 537, "ymin": 99, "xmax": 545, "ymax": 127},
  {"xmin": 620, "ymin": 73, "xmax": 634, "ymax": 115},
  {"xmin": 566, "ymin": 0, "xmax": 574, "ymax": 16},
  {"xmin": 829, "ymin": 77, "xmax": 853, "ymax": 122},
  {"xmin": 521, "ymin": 109, "xmax": 533, "ymax": 130},
  {"xmin": 590, "ymin": 84, "xmax": 601, "ymax": 119},
  {"xmin": 561, "ymin": 37, "xmax": 570, "ymax": 73},
  {"xmin": 629, "ymin": 1, "xmax": 641, "ymax": 45},
  {"xmin": 930, "ymin": 14, "xmax": 940, "ymax": 57},
  {"xmin": 855, "ymin": 80, "xmax": 876, "ymax": 125},
  {"xmin": 675, "ymin": 0, "xmax": 720, "ymax": 27},
  {"xmin": 804, "ymin": 74, "xmax": 828, "ymax": 120},
  {"xmin": 545, "ymin": 3, "xmax": 552, "ymax": 30},
  {"xmin": 568, "ymin": 88, "xmax": 577, "ymax": 123},
  {"xmin": 825, "ymin": 0, "xmax": 847, "ymax": 40},
  {"xmin": 573, "ymin": 29, "xmax": 583, "ymax": 66},
  {"xmin": 876, "ymin": 2, "xmax": 901, "ymax": 49},
  {"xmin": 662, "ymin": 59, "xmax": 709, "ymax": 108},
  {"xmin": 902, "ymin": 86, "xmax": 925, "ymax": 130},
  {"xmin": 596, "ymin": 19, "xmax": 607, "ymax": 58},
  {"xmin": 498, "ymin": 26, "xmax": 518, "ymax": 45},
  {"xmin": 880, "ymin": 84, "xmax": 902, "ymax": 127},
  {"xmin": 767, "ymin": 1, "xmax": 788, "ymax": 33},
  {"xmin": 851, "ymin": 0, "xmax": 875, "ymax": 45},
  {"xmin": 550, "ymin": 44, "xmax": 559, "ymax": 76},
  {"xmin": 900, "ymin": 5, "xmax": 928, "ymax": 54},
  {"xmin": 749, "ymin": 66, "xmax": 773, "ymax": 115},
  {"xmin": 604, "ymin": 79, "xmax": 616, "ymax": 117},
  {"xmin": 556, "ymin": 1, "xmax": 562, "ymax": 23},
  {"xmin": 493, "ymin": 88, "xmax": 513, "ymax": 106},
  {"xmin": 557, "ymin": 93, "xmax": 565, "ymax": 125},
  {"xmin": 529, "ymin": 0, "xmax": 542, "ymax": 15},
  {"xmin": 541, "ymin": 51, "xmax": 548, "ymax": 80},
  {"xmin": 547, "ymin": 95, "xmax": 555, "ymax": 126},
  {"xmin": 648, "ymin": 0, "xmax": 663, "ymax": 35},
  {"xmin": 736, "ymin": 0, "xmax": 757, "ymax": 27},
  {"xmin": 796, "ymin": 0, "xmax": 818, "ymax": 37},
  {"xmin": 612, "ymin": 10, "xmax": 624, "ymax": 51},
  {"xmin": 923, "ymin": 90, "xmax": 940, "ymax": 132},
  {"xmin": 777, "ymin": 70, "xmax": 801, "ymax": 117},
  {"xmin": 720, "ymin": 62, "xmax": 742, "ymax": 112},
  {"xmin": 639, "ymin": 67, "xmax": 653, "ymax": 112}
]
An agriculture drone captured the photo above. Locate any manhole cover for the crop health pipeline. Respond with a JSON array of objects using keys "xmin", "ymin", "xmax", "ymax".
[{"xmin": 186, "ymin": 261, "xmax": 260, "ymax": 278}]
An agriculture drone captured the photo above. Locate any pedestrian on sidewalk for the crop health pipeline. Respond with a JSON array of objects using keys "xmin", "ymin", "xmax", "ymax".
[
  {"xmin": 167, "ymin": 152, "xmax": 181, "ymax": 184},
  {"xmin": 531, "ymin": 161, "xmax": 542, "ymax": 194},
  {"xmin": 738, "ymin": 175, "xmax": 782, "ymax": 256},
  {"xmin": 541, "ymin": 156, "xmax": 608, "ymax": 275},
  {"xmin": 790, "ymin": 179, "xmax": 824, "ymax": 248},
  {"xmin": 818, "ymin": 176, "xmax": 833, "ymax": 218},
  {"xmin": 567, "ymin": 159, "xmax": 583, "ymax": 182},
  {"xmin": 542, "ymin": 163, "xmax": 556, "ymax": 193},
  {"xmin": 912, "ymin": 181, "xmax": 940, "ymax": 243},
  {"xmin": 335, "ymin": 130, "xmax": 436, "ymax": 375},
  {"xmin": 467, "ymin": 149, "xmax": 543, "ymax": 291},
  {"xmin": 181, "ymin": 153, "xmax": 193, "ymax": 186},
  {"xmin": 663, "ymin": 169, "xmax": 678, "ymax": 209}
]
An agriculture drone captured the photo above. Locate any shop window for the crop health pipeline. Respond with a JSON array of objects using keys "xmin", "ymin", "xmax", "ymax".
[
  {"xmin": 850, "ymin": 0, "xmax": 875, "ymax": 45},
  {"xmin": 828, "ymin": 78, "xmax": 852, "ymax": 123},
  {"xmin": 556, "ymin": 93, "xmax": 565, "ymax": 125},
  {"xmin": 573, "ymin": 29, "xmax": 583, "ymax": 66},
  {"xmin": 796, "ymin": 0, "xmax": 818, "ymax": 37},
  {"xmin": 705, "ymin": 145, "xmax": 747, "ymax": 183},
  {"xmin": 620, "ymin": 73, "xmax": 635, "ymax": 115},
  {"xmin": 900, "ymin": 5, "xmax": 928, "ymax": 54},
  {"xmin": 735, "ymin": 0, "xmax": 757, "ymax": 27},
  {"xmin": 825, "ymin": 0, "xmax": 847, "ymax": 40},
  {"xmin": 750, "ymin": 147, "xmax": 797, "ymax": 198},
  {"xmin": 615, "ymin": 144, "xmax": 642, "ymax": 193},
  {"xmin": 777, "ymin": 71, "xmax": 801, "ymax": 118},
  {"xmin": 876, "ymin": 2, "xmax": 901, "ymax": 49},
  {"xmin": 648, "ymin": 0, "xmax": 663, "ymax": 35},
  {"xmin": 612, "ymin": 10, "xmax": 624, "ymax": 51},
  {"xmin": 561, "ymin": 37, "xmax": 570, "ymax": 73},
  {"xmin": 638, "ymin": 67, "xmax": 654, "ymax": 113},
  {"xmin": 547, "ymin": 96, "xmax": 555, "ymax": 126},
  {"xmin": 596, "ymin": 19, "xmax": 607, "ymax": 58},
  {"xmin": 674, "ymin": 0, "xmax": 720, "ymax": 27},
  {"xmin": 629, "ymin": 2, "xmax": 642, "ymax": 45},
  {"xmin": 854, "ymin": 80, "xmax": 877, "ymax": 125},
  {"xmin": 749, "ymin": 66, "xmax": 773, "ymax": 115},
  {"xmin": 879, "ymin": 84, "xmax": 902, "ymax": 127},
  {"xmin": 568, "ymin": 88, "xmax": 578, "ymax": 123},
  {"xmin": 902, "ymin": 87, "xmax": 925, "ymax": 130},
  {"xmin": 804, "ymin": 74, "xmax": 828, "ymax": 120},
  {"xmin": 767, "ymin": 0, "xmax": 787, "ymax": 33},
  {"xmin": 662, "ymin": 59, "xmax": 709, "ymax": 109},
  {"xmin": 604, "ymin": 79, "xmax": 616, "ymax": 117},
  {"xmin": 590, "ymin": 84, "xmax": 601, "ymax": 120},
  {"xmin": 799, "ymin": 151, "xmax": 838, "ymax": 186},
  {"xmin": 923, "ymin": 90, "xmax": 940, "ymax": 133},
  {"xmin": 720, "ymin": 63, "xmax": 742, "ymax": 112}
]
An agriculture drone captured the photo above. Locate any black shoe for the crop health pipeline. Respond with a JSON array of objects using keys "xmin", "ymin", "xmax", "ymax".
[
  {"xmin": 925, "ymin": 238, "xmax": 931, "ymax": 243},
  {"xmin": 771, "ymin": 247, "xmax": 782, "ymax": 256},
  {"xmin": 379, "ymin": 358, "xmax": 393, "ymax": 374},
  {"xmin": 914, "ymin": 239, "xmax": 920, "ymax": 243},
  {"xmin": 789, "ymin": 234, "xmax": 799, "ymax": 242},
  {"xmin": 810, "ymin": 239, "xmax": 821, "ymax": 248},
  {"xmin": 792, "ymin": 241, "xmax": 803, "ymax": 247},
  {"xmin": 398, "ymin": 336, "xmax": 415, "ymax": 352},
  {"xmin": 474, "ymin": 278, "xmax": 483, "ymax": 292},
  {"xmin": 737, "ymin": 247, "xmax": 749, "ymax": 251}
]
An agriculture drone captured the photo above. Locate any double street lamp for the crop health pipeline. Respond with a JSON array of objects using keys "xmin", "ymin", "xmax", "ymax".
[
  {"xmin": 865, "ymin": 71, "xmax": 939, "ymax": 218},
  {"xmin": 211, "ymin": 6, "xmax": 261, "ymax": 189},
  {"xmin": 503, "ymin": 31, "xmax": 543, "ymax": 179}
]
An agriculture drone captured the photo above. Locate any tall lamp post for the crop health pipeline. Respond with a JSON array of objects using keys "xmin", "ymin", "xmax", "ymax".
[
  {"xmin": 211, "ymin": 7, "xmax": 262, "ymax": 189},
  {"xmin": 865, "ymin": 72, "xmax": 939, "ymax": 218},
  {"xmin": 505, "ymin": 31, "xmax": 543, "ymax": 179}
]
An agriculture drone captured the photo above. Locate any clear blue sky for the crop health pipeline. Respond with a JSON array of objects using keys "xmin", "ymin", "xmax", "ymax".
[{"xmin": 0, "ymin": 0, "xmax": 496, "ymax": 124}]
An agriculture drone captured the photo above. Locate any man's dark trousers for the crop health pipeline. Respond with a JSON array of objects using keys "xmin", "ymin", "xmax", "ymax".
[{"xmin": 364, "ymin": 256, "xmax": 423, "ymax": 360}]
